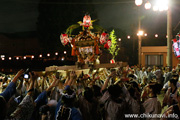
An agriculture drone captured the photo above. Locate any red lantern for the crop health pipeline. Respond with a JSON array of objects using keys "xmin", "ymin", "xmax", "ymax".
[
  {"xmin": 100, "ymin": 32, "xmax": 109, "ymax": 44},
  {"xmin": 83, "ymin": 14, "xmax": 91, "ymax": 27},
  {"xmin": 172, "ymin": 38, "xmax": 180, "ymax": 58},
  {"xmin": 60, "ymin": 34, "xmax": 69, "ymax": 46},
  {"xmin": 104, "ymin": 40, "xmax": 112, "ymax": 49}
]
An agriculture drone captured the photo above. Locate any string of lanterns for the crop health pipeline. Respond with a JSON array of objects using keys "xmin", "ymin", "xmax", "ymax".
[
  {"xmin": 0, "ymin": 51, "xmax": 68, "ymax": 61},
  {"xmin": 0, "ymin": 33, "xmax": 170, "ymax": 61},
  {"xmin": 117, "ymin": 33, "xmax": 169, "ymax": 41}
]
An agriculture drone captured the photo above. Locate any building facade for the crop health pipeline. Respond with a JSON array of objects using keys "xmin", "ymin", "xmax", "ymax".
[{"xmin": 141, "ymin": 46, "xmax": 179, "ymax": 67}]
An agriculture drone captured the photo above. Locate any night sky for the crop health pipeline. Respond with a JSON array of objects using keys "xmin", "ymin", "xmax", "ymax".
[
  {"xmin": 0, "ymin": 0, "xmax": 39, "ymax": 33},
  {"xmin": 0, "ymin": 0, "xmax": 179, "ymax": 35}
]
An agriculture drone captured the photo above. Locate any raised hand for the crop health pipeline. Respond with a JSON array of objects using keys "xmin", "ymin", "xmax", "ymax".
[
  {"xmin": 70, "ymin": 71, "xmax": 77, "ymax": 80},
  {"xmin": 12, "ymin": 69, "xmax": 25, "ymax": 83},
  {"xmin": 15, "ymin": 69, "xmax": 24, "ymax": 78}
]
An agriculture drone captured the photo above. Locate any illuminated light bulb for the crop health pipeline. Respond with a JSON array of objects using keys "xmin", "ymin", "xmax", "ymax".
[
  {"xmin": 127, "ymin": 36, "xmax": 131, "ymax": 39},
  {"xmin": 64, "ymin": 51, "xmax": 67, "ymax": 54},
  {"xmin": 9, "ymin": 57, "xmax": 12, "ymax": 60},
  {"xmin": 155, "ymin": 34, "xmax": 158, "ymax": 37},
  {"xmin": 39, "ymin": 54, "xmax": 42, "ymax": 57},
  {"xmin": 1, "ymin": 55, "xmax": 5, "ymax": 58},
  {"xmin": 154, "ymin": 0, "xmax": 168, "ymax": 11},
  {"xmin": 153, "ymin": 6, "xmax": 158, "ymax": 11},
  {"xmin": 135, "ymin": 0, "xmax": 143, "ymax": 6},
  {"xmin": 61, "ymin": 57, "xmax": 65, "ymax": 61},
  {"xmin": 47, "ymin": 53, "xmax": 50, "ymax": 57},
  {"xmin": 164, "ymin": 6, "xmax": 168, "ymax": 11},
  {"xmin": 55, "ymin": 52, "xmax": 58, "ymax": 55},
  {"xmin": 145, "ymin": 1, "xmax": 151, "ymax": 10},
  {"xmin": 138, "ymin": 30, "xmax": 144, "ymax": 36}
]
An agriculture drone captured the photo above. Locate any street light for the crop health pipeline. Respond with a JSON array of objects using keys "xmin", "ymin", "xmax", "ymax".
[
  {"xmin": 137, "ymin": 30, "xmax": 144, "ymax": 66},
  {"xmin": 137, "ymin": 30, "xmax": 144, "ymax": 36},
  {"xmin": 153, "ymin": 0, "xmax": 168, "ymax": 11},
  {"xmin": 135, "ymin": 0, "xmax": 143, "ymax": 6},
  {"xmin": 135, "ymin": 0, "xmax": 172, "ymax": 67},
  {"xmin": 155, "ymin": 34, "xmax": 158, "ymax": 38},
  {"xmin": 144, "ymin": 1, "xmax": 151, "ymax": 10},
  {"xmin": 135, "ymin": 0, "xmax": 143, "ymax": 66},
  {"xmin": 152, "ymin": 0, "xmax": 172, "ymax": 67}
]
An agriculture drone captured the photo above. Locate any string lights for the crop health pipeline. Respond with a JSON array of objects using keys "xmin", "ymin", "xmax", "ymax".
[
  {"xmin": 47, "ymin": 53, "xmax": 50, "ymax": 57},
  {"xmin": 0, "ymin": 32, "xmax": 172, "ymax": 61},
  {"xmin": 55, "ymin": 52, "xmax": 58, "ymax": 56}
]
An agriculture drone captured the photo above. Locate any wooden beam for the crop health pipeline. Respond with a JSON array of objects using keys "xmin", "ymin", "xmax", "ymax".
[{"xmin": 45, "ymin": 62, "xmax": 128, "ymax": 72}]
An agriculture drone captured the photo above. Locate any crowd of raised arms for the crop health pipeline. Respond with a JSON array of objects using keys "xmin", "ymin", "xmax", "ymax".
[{"xmin": 1, "ymin": 65, "xmax": 180, "ymax": 120}]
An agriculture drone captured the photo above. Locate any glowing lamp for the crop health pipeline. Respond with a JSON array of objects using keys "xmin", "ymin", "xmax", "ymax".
[
  {"xmin": 55, "ymin": 52, "xmax": 58, "ymax": 55},
  {"xmin": 153, "ymin": 0, "xmax": 168, "ymax": 11},
  {"xmin": 145, "ymin": 1, "xmax": 151, "ymax": 10},
  {"xmin": 137, "ymin": 30, "xmax": 144, "ymax": 36},
  {"xmin": 135, "ymin": 0, "xmax": 143, "ymax": 6},
  {"xmin": 61, "ymin": 57, "xmax": 65, "ymax": 61},
  {"xmin": 153, "ymin": 6, "xmax": 158, "ymax": 11},
  {"xmin": 155, "ymin": 34, "xmax": 158, "ymax": 37}
]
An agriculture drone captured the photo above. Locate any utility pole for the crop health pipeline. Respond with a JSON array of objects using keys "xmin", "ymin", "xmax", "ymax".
[{"xmin": 167, "ymin": 2, "xmax": 172, "ymax": 67}]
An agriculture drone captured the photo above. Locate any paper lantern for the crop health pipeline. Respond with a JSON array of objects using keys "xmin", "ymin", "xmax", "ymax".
[
  {"xmin": 172, "ymin": 39, "xmax": 180, "ymax": 58},
  {"xmin": 60, "ymin": 34, "xmax": 69, "ymax": 46},
  {"xmin": 83, "ymin": 14, "xmax": 91, "ymax": 27},
  {"xmin": 104, "ymin": 40, "xmax": 112, "ymax": 49},
  {"xmin": 100, "ymin": 32, "xmax": 109, "ymax": 44}
]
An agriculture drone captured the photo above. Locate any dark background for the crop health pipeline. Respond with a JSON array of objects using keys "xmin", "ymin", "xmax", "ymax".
[{"xmin": 0, "ymin": 0, "xmax": 179, "ymax": 72}]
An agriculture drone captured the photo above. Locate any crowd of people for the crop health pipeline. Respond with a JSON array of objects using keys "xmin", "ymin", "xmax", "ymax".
[{"xmin": 0, "ymin": 65, "xmax": 180, "ymax": 120}]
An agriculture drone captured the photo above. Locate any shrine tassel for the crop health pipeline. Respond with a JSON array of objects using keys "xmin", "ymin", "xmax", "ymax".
[
  {"xmin": 71, "ymin": 39, "xmax": 76, "ymax": 56},
  {"xmin": 95, "ymin": 38, "xmax": 99, "ymax": 54}
]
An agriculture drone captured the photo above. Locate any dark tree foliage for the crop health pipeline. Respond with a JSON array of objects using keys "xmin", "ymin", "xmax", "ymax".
[{"xmin": 37, "ymin": 0, "xmax": 97, "ymax": 53}]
